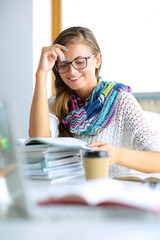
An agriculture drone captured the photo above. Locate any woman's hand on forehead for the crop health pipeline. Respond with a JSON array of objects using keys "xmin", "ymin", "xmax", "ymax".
[
  {"xmin": 48, "ymin": 44, "xmax": 69, "ymax": 62},
  {"xmin": 37, "ymin": 44, "xmax": 69, "ymax": 74}
]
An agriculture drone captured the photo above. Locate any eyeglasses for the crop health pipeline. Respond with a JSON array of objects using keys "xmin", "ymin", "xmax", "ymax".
[{"xmin": 55, "ymin": 54, "xmax": 97, "ymax": 74}]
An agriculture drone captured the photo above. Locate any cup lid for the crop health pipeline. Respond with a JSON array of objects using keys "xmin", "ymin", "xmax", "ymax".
[{"xmin": 83, "ymin": 151, "xmax": 109, "ymax": 158}]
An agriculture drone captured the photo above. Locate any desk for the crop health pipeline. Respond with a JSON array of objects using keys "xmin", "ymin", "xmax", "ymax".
[
  {"xmin": 1, "ymin": 175, "xmax": 160, "ymax": 240},
  {"xmin": 1, "ymin": 214, "xmax": 160, "ymax": 240}
]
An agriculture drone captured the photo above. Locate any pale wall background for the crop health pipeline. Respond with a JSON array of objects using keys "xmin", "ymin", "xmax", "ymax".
[
  {"xmin": 0, "ymin": 0, "xmax": 52, "ymax": 138},
  {"xmin": 63, "ymin": 0, "xmax": 160, "ymax": 93}
]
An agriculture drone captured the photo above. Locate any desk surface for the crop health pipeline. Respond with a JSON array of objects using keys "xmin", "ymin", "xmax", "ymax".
[
  {"xmin": 1, "ymin": 174, "xmax": 160, "ymax": 240},
  {"xmin": 1, "ymin": 209, "xmax": 160, "ymax": 240}
]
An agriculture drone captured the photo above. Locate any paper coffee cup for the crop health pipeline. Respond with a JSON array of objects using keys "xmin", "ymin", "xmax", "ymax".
[{"xmin": 83, "ymin": 151, "xmax": 109, "ymax": 180}]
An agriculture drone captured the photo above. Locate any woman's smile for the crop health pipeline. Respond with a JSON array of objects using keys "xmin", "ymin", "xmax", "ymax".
[{"xmin": 68, "ymin": 75, "xmax": 83, "ymax": 81}]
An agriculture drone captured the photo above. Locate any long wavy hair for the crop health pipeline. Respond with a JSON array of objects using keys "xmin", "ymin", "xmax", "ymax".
[{"xmin": 52, "ymin": 26, "xmax": 102, "ymax": 137}]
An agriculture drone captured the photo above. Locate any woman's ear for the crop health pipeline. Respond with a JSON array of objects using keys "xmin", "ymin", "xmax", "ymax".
[{"xmin": 95, "ymin": 53, "xmax": 102, "ymax": 68}]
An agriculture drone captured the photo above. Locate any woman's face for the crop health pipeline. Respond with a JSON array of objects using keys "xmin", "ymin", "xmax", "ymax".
[{"xmin": 59, "ymin": 43, "xmax": 101, "ymax": 100}]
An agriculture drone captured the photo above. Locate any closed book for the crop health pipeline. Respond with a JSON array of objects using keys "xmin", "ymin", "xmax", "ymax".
[
  {"xmin": 26, "ymin": 162, "xmax": 84, "ymax": 180},
  {"xmin": 25, "ymin": 154, "xmax": 81, "ymax": 169}
]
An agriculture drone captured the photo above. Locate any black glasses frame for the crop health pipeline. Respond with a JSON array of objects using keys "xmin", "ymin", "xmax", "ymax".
[{"xmin": 55, "ymin": 53, "xmax": 97, "ymax": 74}]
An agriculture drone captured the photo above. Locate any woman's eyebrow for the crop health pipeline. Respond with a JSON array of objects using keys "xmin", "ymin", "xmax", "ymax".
[
  {"xmin": 57, "ymin": 56, "xmax": 85, "ymax": 64},
  {"xmin": 65, "ymin": 56, "xmax": 85, "ymax": 62}
]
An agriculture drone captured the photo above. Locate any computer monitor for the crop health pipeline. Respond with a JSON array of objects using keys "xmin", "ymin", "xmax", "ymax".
[{"xmin": 0, "ymin": 100, "xmax": 30, "ymax": 218}]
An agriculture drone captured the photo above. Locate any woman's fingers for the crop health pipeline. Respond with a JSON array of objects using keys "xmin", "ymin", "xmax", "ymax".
[
  {"xmin": 88, "ymin": 141, "xmax": 110, "ymax": 152},
  {"xmin": 49, "ymin": 44, "xmax": 68, "ymax": 52},
  {"xmin": 38, "ymin": 44, "xmax": 68, "ymax": 73},
  {"xmin": 48, "ymin": 44, "xmax": 68, "ymax": 62},
  {"xmin": 42, "ymin": 47, "xmax": 57, "ymax": 62},
  {"xmin": 88, "ymin": 141, "xmax": 107, "ymax": 148},
  {"xmin": 88, "ymin": 141, "xmax": 120, "ymax": 166}
]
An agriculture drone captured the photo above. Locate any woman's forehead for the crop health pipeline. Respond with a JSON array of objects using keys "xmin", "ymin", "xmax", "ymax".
[{"xmin": 64, "ymin": 44, "xmax": 92, "ymax": 60}]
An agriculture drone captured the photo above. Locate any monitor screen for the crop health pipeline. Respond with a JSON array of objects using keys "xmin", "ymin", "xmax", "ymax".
[{"xmin": 0, "ymin": 101, "xmax": 15, "ymax": 170}]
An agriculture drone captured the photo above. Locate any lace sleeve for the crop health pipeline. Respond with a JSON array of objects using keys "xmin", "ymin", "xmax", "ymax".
[
  {"xmin": 117, "ymin": 92, "xmax": 160, "ymax": 151},
  {"xmin": 48, "ymin": 97, "xmax": 59, "ymax": 138}
]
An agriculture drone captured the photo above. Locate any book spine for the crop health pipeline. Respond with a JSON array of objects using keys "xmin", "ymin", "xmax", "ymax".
[{"xmin": 41, "ymin": 161, "xmax": 49, "ymax": 168}]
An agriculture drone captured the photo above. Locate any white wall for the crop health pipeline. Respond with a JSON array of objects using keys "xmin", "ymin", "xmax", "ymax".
[
  {"xmin": 62, "ymin": 0, "xmax": 160, "ymax": 93},
  {"xmin": 0, "ymin": 0, "xmax": 52, "ymax": 138},
  {"xmin": 0, "ymin": 0, "xmax": 33, "ymax": 138},
  {"xmin": 33, "ymin": 0, "xmax": 52, "ymax": 98}
]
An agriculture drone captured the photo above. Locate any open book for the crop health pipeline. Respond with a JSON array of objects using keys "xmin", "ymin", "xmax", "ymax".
[
  {"xmin": 17, "ymin": 137, "xmax": 91, "ymax": 151},
  {"xmin": 114, "ymin": 174, "xmax": 160, "ymax": 184},
  {"xmin": 38, "ymin": 179, "xmax": 160, "ymax": 213}
]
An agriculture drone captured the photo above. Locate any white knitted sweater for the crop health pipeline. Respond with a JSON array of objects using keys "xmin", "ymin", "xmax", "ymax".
[{"xmin": 48, "ymin": 92, "xmax": 160, "ymax": 176}]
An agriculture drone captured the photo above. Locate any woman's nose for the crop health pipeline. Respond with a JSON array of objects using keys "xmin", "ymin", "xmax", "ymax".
[{"xmin": 68, "ymin": 63, "xmax": 77, "ymax": 73}]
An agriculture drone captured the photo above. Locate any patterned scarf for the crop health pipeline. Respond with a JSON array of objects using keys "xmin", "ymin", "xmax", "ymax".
[{"xmin": 62, "ymin": 78, "xmax": 132, "ymax": 136}]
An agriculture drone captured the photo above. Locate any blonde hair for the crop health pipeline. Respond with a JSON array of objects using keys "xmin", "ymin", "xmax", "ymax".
[{"xmin": 52, "ymin": 26, "xmax": 102, "ymax": 137}]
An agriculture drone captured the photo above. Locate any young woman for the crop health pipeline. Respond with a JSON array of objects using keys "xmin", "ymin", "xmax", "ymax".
[{"xmin": 29, "ymin": 26, "xmax": 160, "ymax": 174}]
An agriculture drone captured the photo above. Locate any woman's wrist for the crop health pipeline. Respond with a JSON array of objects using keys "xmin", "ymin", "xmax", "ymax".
[
  {"xmin": 116, "ymin": 147, "xmax": 125, "ymax": 166},
  {"xmin": 35, "ymin": 69, "xmax": 48, "ymax": 84}
]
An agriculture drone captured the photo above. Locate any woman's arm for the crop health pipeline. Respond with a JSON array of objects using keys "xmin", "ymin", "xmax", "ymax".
[
  {"xmin": 89, "ymin": 141, "xmax": 160, "ymax": 173},
  {"xmin": 29, "ymin": 71, "xmax": 50, "ymax": 137},
  {"xmin": 118, "ymin": 148, "xmax": 160, "ymax": 173},
  {"xmin": 29, "ymin": 45, "xmax": 68, "ymax": 137}
]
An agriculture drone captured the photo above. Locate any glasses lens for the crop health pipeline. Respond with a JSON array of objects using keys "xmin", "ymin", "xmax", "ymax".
[
  {"xmin": 55, "ymin": 57, "xmax": 87, "ymax": 73},
  {"xmin": 56, "ymin": 63, "xmax": 68, "ymax": 73},
  {"xmin": 72, "ymin": 58, "xmax": 87, "ymax": 69}
]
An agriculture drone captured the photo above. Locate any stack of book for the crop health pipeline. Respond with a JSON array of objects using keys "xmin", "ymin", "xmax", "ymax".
[{"xmin": 17, "ymin": 137, "xmax": 91, "ymax": 182}]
